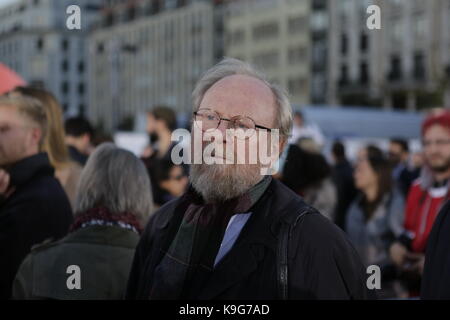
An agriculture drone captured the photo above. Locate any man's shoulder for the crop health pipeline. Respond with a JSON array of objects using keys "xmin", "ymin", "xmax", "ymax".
[
  {"xmin": 142, "ymin": 197, "xmax": 182, "ymax": 234},
  {"xmin": 292, "ymin": 210, "xmax": 353, "ymax": 252},
  {"xmin": 16, "ymin": 174, "xmax": 68, "ymax": 205},
  {"xmin": 1, "ymin": 174, "xmax": 72, "ymax": 222}
]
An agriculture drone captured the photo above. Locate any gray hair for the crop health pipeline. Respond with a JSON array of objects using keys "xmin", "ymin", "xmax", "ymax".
[
  {"xmin": 192, "ymin": 57, "xmax": 293, "ymax": 138},
  {"xmin": 74, "ymin": 143, "xmax": 154, "ymax": 225}
]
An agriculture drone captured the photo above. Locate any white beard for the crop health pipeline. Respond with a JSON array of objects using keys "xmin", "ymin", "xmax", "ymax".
[{"xmin": 190, "ymin": 163, "xmax": 262, "ymax": 203}]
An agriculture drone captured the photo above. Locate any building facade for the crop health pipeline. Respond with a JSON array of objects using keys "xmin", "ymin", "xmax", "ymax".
[
  {"xmin": 328, "ymin": 0, "xmax": 450, "ymax": 110},
  {"xmin": 223, "ymin": 0, "xmax": 311, "ymax": 106},
  {"xmin": 0, "ymin": 0, "xmax": 102, "ymax": 116},
  {"xmin": 88, "ymin": 0, "xmax": 222, "ymax": 131}
]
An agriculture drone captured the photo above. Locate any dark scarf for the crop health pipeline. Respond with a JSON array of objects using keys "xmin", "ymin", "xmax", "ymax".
[
  {"xmin": 149, "ymin": 175, "xmax": 272, "ymax": 299},
  {"xmin": 70, "ymin": 207, "xmax": 142, "ymax": 234}
]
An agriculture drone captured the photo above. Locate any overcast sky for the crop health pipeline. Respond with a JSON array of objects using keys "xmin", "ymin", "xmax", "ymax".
[{"xmin": 0, "ymin": 0, "xmax": 18, "ymax": 9}]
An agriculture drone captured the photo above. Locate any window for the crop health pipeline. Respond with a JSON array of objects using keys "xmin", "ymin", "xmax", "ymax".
[
  {"xmin": 413, "ymin": 52, "xmax": 425, "ymax": 80},
  {"xmin": 388, "ymin": 55, "xmax": 402, "ymax": 81},
  {"xmin": 252, "ymin": 21, "xmax": 278, "ymax": 41},
  {"xmin": 61, "ymin": 82, "xmax": 70, "ymax": 95},
  {"xmin": 231, "ymin": 29, "xmax": 245, "ymax": 46},
  {"xmin": 97, "ymin": 42, "xmax": 104, "ymax": 54},
  {"xmin": 36, "ymin": 37, "xmax": 44, "ymax": 51},
  {"xmin": 341, "ymin": 34, "xmax": 348, "ymax": 55},
  {"xmin": 339, "ymin": 64, "xmax": 349, "ymax": 85},
  {"xmin": 126, "ymin": 5, "xmax": 136, "ymax": 22},
  {"xmin": 288, "ymin": 16, "xmax": 307, "ymax": 34},
  {"xmin": 288, "ymin": 77, "xmax": 306, "ymax": 96},
  {"xmin": 312, "ymin": 42, "xmax": 326, "ymax": 66},
  {"xmin": 78, "ymin": 61, "xmax": 84, "ymax": 73},
  {"xmin": 253, "ymin": 51, "xmax": 279, "ymax": 69},
  {"xmin": 360, "ymin": 33, "xmax": 368, "ymax": 52},
  {"xmin": 61, "ymin": 38, "xmax": 69, "ymax": 51},
  {"xmin": 61, "ymin": 60, "xmax": 69, "ymax": 72},
  {"xmin": 414, "ymin": 14, "xmax": 426, "ymax": 39},
  {"xmin": 359, "ymin": 61, "xmax": 369, "ymax": 84},
  {"xmin": 391, "ymin": 20, "xmax": 403, "ymax": 43},
  {"xmin": 78, "ymin": 83, "xmax": 85, "ymax": 95},
  {"xmin": 288, "ymin": 46, "xmax": 308, "ymax": 64},
  {"xmin": 310, "ymin": 12, "xmax": 327, "ymax": 31}
]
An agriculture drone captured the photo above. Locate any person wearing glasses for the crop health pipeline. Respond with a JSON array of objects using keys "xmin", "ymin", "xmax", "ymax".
[
  {"xmin": 390, "ymin": 110, "xmax": 450, "ymax": 297},
  {"xmin": 126, "ymin": 58, "xmax": 371, "ymax": 300}
]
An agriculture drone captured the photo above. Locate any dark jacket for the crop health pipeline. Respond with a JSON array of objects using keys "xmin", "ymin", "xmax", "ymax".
[
  {"xmin": 0, "ymin": 153, "xmax": 73, "ymax": 299},
  {"xmin": 421, "ymin": 199, "xmax": 450, "ymax": 299},
  {"xmin": 332, "ymin": 159, "xmax": 357, "ymax": 231},
  {"xmin": 68, "ymin": 145, "xmax": 88, "ymax": 166},
  {"xmin": 126, "ymin": 178, "xmax": 372, "ymax": 300},
  {"xmin": 12, "ymin": 225, "xmax": 139, "ymax": 299}
]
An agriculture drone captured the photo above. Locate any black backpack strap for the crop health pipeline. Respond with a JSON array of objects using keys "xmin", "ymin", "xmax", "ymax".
[{"xmin": 277, "ymin": 199, "xmax": 316, "ymax": 300}]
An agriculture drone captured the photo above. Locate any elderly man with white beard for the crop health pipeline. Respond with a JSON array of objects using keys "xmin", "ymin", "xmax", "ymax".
[{"xmin": 126, "ymin": 58, "xmax": 372, "ymax": 300}]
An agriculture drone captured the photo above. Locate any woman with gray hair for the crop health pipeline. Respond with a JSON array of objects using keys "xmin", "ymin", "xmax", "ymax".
[{"xmin": 12, "ymin": 143, "xmax": 154, "ymax": 299}]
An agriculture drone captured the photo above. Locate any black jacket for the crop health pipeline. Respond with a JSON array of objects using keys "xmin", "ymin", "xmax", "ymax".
[
  {"xmin": 0, "ymin": 153, "xmax": 73, "ymax": 299},
  {"xmin": 126, "ymin": 178, "xmax": 372, "ymax": 300},
  {"xmin": 421, "ymin": 199, "xmax": 450, "ymax": 299},
  {"xmin": 68, "ymin": 145, "xmax": 88, "ymax": 166},
  {"xmin": 332, "ymin": 159, "xmax": 357, "ymax": 231}
]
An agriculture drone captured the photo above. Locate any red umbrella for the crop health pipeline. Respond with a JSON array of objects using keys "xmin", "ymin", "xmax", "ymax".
[{"xmin": 0, "ymin": 63, "xmax": 26, "ymax": 95}]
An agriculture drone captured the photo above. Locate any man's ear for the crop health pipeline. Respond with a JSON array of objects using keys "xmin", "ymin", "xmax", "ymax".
[
  {"xmin": 279, "ymin": 138, "xmax": 287, "ymax": 156},
  {"xmin": 31, "ymin": 127, "xmax": 43, "ymax": 150}
]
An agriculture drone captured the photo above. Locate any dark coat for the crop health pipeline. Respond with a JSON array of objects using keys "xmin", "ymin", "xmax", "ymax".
[
  {"xmin": 12, "ymin": 225, "xmax": 139, "ymax": 299},
  {"xmin": 421, "ymin": 200, "xmax": 450, "ymax": 299},
  {"xmin": 332, "ymin": 159, "xmax": 357, "ymax": 231},
  {"xmin": 68, "ymin": 145, "xmax": 88, "ymax": 166},
  {"xmin": 126, "ymin": 178, "xmax": 373, "ymax": 300},
  {"xmin": 0, "ymin": 153, "xmax": 73, "ymax": 299}
]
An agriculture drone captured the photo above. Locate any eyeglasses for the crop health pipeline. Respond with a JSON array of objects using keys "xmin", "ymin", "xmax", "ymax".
[
  {"xmin": 422, "ymin": 139, "xmax": 450, "ymax": 147},
  {"xmin": 193, "ymin": 109, "xmax": 274, "ymax": 137}
]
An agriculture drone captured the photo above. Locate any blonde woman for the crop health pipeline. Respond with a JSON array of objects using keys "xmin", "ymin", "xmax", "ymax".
[{"xmin": 10, "ymin": 87, "xmax": 82, "ymax": 207}]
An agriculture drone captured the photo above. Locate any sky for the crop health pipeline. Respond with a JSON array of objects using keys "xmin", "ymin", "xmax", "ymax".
[{"xmin": 0, "ymin": 0, "xmax": 18, "ymax": 9}]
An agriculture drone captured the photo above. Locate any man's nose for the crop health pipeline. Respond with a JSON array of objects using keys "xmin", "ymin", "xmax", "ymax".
[{"xmin": 216, "ymin": 120, "xmax": 229, "ymax": 142}]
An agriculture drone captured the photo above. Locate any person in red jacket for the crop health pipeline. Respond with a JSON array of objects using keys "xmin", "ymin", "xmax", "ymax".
[{"xmin": 390, "ymin": 110, "xmax": 450, "ymax": 296}]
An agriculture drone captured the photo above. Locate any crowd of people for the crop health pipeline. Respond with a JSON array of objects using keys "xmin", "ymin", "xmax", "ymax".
[{"xmin": 1, "ymin": 57, "xmax": 450, "ymax": 300}]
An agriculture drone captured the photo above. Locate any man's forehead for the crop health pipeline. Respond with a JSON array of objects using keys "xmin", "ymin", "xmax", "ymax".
[
  {"xmin": 424, "ymin": 124, "xmax": 450, "ymax": 137},
  {"xmin": 206, "ymin": 75, "xmax": 273, "ymax": 99},
  {"xmin": 201, "ymin": 75, "xmax": 276, "ymax": 119},
  {"xmin": 0, "ymin": 104, "xmax": 26, "ymax": 124}
]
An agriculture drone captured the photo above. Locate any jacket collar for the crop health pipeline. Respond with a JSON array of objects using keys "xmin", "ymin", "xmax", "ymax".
[
  {"xmin": 7, "ymin": 152, "xmax": 54, "ymax": 188},
  {"xmin": 63, "ymin": 225, "xmax": 140, "ymax": 249}
]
